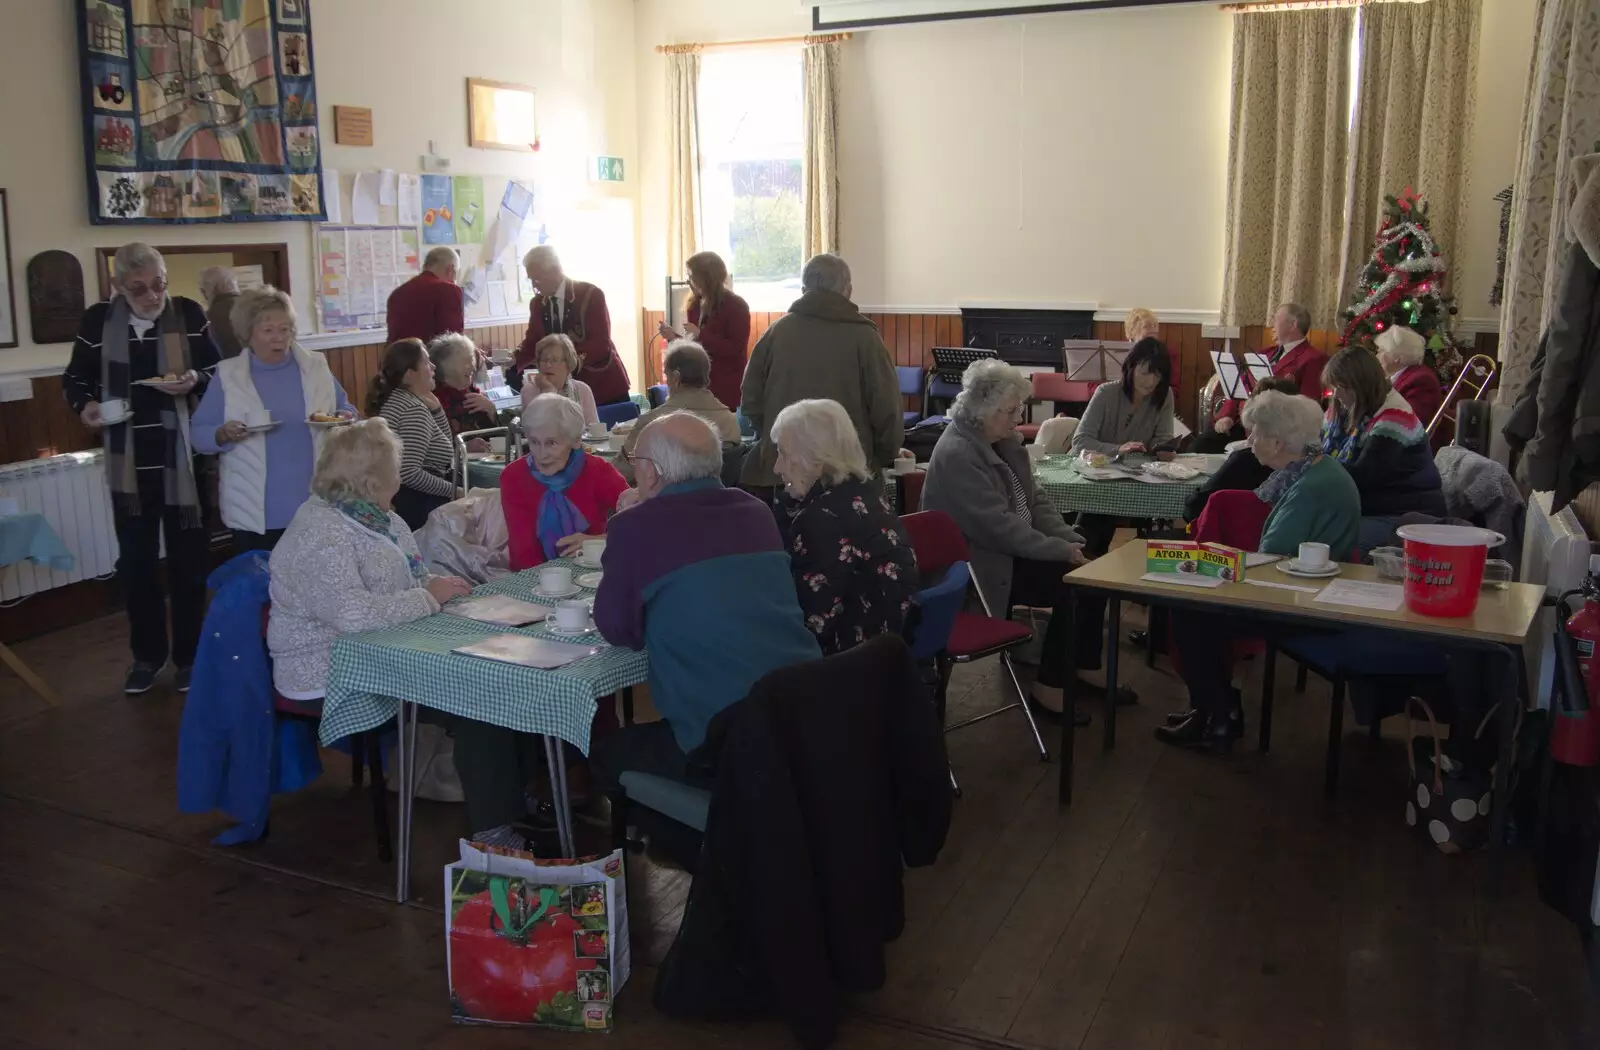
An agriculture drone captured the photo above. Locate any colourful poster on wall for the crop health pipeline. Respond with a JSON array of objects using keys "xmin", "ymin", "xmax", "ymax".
[
  {"xmin": 420, "ymin": 173, "xmax": 455, "ymax": 244},
  {"xmin": 451, "ymin": 175, "xmax": 485, "ymax": 244}
]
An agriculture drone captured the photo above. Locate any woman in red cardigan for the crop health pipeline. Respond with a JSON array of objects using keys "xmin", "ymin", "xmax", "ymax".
[
  {"xmin": 501, "ymin": 393, "xmax": 630, "ymax": 571},
  {"xmin": 659, "ymin": 251, "xmax": 750, "ymax": 410},
  {"xmin": 1375, "ymin": 324, "xmax": 1445, "ymax": 430}
]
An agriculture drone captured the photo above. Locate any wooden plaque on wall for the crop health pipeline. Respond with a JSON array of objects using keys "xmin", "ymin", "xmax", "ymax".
[
  {"xmin": 333, "ymin": 105, "xmax": 373, "ymax": 146},
  {"xmin": 26, "ymin": 250, "xmax": 85, "ymax": 345}
]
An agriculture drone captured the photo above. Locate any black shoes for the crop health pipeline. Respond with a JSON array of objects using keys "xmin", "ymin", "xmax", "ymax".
[
  {"xmin": 1154, "ymin": 691, "xmax": 1244, "ymax": 755},
  {"xmin": 1166, "ymin": 698, "xmax": 1245, "ymax": 739},
  {"xmin": 124, "ymin": 662, "xmax": 161, "ymax": 695},
  {"xmin": 174, "ymin": 666, "xmax": 192, "ymax": 693},
  {"xmin": 1129, "ymin": 629, "xmax": 1166, "ymax": 654}
]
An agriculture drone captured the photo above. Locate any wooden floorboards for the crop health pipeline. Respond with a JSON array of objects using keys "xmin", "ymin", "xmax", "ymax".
[{"xmin": 2, "ymin": 612, "xmax": 1596, "ymax": 1049}]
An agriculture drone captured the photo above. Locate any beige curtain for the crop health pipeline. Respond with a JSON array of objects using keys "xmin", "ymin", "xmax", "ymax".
[
  {"xmin": 665, "ymin": 50, "xmax": 702, "ymax": 277},
  {"xmin": 1219, "ymin": 8, "xmax": 1356, "ymax": 329},
  {"xmin": 802, "ymin": 40, "xmax": 841, "ymax": 259},
  {"xmin": 1339, "ymin": 0, "xmax": 1480, "ymax": 314},
  {"xmin": 1497, "ymin": 0, "xmax": 1600, "ymax": 403}
]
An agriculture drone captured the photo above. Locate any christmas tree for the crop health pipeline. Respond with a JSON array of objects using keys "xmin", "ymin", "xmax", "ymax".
[{"xmin": 1339, "ymin": 187, "xmax": 1462, "ymax": 377}]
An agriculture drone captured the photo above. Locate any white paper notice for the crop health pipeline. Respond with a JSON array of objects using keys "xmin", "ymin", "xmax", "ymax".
[
  {"xmin": 351, "ymin": 172, "xmax": 381, "ymax": 226},
  {"xmin": 378, "ymin": 169, "xmax": 398, "ymax": 206},
  {"xmin": 487, "ymin": 281, "xmax": 508, "ymax": 317},
  {"xmin": 322, "ymin": 169, "xmax": 341, "ymax": 223},
  {"xmin": 370, "ymin": 229, "xmax": 397, "ymax": 277},
  {"xmin": 397, "ymin": 174, "xmax": 421, "ymax": 226},
  {"xmin": 231, "ymin": 264, "xmax": 264, "ymax": 291},
  {"xmin": 1312, "ymin": 579, "xmax": 1405, "ymax": 612}
]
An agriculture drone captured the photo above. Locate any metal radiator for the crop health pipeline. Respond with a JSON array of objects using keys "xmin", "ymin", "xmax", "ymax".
[{"xmin": 0, "ymin": 451, "xmax": 118, "ymax": 602}]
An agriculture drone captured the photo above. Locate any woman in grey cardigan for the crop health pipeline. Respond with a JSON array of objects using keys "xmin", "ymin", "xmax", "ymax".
[
  {"xmin": 1069, "ymin": 337, "xmax": 1176, "ymax": 457},
  {"xmin": 922, "ymin": 360, "xmax": 1130, "ymax": 725}
]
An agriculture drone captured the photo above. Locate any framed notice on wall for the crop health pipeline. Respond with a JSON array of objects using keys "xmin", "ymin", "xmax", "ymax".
[
  {"xmin": 316, "ymin": 225, "xmax": 420, "ymax": 332},
  {"xmin": 467, "ymin": 79, "xmax": 539, "ymax": 151}
]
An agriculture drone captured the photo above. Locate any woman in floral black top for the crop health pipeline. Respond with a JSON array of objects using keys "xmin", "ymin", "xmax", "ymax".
[{"xmin": 771, "ymin": 399, "xmax": 920, "ymax": 655}]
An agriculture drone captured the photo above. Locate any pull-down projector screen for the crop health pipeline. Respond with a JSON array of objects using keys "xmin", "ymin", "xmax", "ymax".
[{"xmin": 812, "ymin": 0, "xmax": 1203, "ymax": 30}]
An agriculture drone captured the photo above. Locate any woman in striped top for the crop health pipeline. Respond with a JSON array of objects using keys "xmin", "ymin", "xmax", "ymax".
[{"xmin": 366, "ymin": 338, "xmax": 460, "ymax": 529}]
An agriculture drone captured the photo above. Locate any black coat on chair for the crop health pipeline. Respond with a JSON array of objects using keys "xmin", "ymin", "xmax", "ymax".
[{"xmin": 654, "ymin": 633, "xmax": 952, "ymax": 1048}]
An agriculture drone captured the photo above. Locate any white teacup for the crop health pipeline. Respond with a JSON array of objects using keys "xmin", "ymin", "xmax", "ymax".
[
  {"xmin": 580, "ymin": 538, "xmax": 606, "ymax": 565},
  {"xmin": 893, "ymin": 455, "xmax": 917, "ymax": 475},
  {"xmin": 538, "ymin": 565, "xmax": 574, "ymax": 594},
  {"xmin": 1297, "ymin": 542, "xmax": 1331, "ymax": 570},
  {"xmin": 553, "ymin": 599, "xmax": 590, "ymax": 632},
  {"xmin": 99, "ymin": 398, "xmax": 129, "ymax": 425},
  {"xmin": 243, "ymin": 407, "xmax": 272, "ymax": 428}
]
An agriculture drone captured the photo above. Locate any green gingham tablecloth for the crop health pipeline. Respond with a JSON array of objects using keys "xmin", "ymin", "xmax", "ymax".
[
  {"xmin": 889, "ymin": 453, "xmax": 1213, "ymax": 521},
  {"xmin": 318, "ymin": 559, "xmax": 646, "ymax": 753}
]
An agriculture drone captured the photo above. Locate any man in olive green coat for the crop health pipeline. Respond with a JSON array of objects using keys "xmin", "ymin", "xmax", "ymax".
[{"xmin": 739, "ymin": 253, "xmax": 903, "ymax": 496}]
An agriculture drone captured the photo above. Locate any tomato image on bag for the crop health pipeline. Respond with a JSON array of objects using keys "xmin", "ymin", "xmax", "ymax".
[{"xmin": 447, "ymin": 871, "xmax": 613, "ymax": 1030}]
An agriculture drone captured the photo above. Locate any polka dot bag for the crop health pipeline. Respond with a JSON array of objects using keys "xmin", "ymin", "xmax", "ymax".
[{"xmin": 1404, "ymin": 696, "xmax": 1514, "ymax": 854}]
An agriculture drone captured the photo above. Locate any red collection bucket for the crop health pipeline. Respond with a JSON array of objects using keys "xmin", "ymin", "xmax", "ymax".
[{"xmin": 1394, "ymin": 524, "xmax": 1503, "ymax": 618}]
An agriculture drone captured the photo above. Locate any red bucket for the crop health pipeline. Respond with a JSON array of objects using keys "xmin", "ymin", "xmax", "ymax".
[{"xmin": 1395, "ymin": 524, "xmax": 1503, "ymax": 617}]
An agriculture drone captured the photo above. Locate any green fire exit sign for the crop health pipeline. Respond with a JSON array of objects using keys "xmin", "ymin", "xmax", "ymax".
[{"xmin": 595, "ymin": 156, "xmax": 625, "ymax": 182}]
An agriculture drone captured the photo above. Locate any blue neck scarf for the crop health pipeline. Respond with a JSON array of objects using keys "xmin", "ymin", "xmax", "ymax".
[
  {"xmin": 1255, "ymin": 453, "xmax": 1319, "ymax": 505},
  {"xmin": 532, "ymin": 449, "xmax": 590, "ymax": 560},
  {"xmin": 333, "ymin": 497, "xmax": 429, "ymax": 581}
]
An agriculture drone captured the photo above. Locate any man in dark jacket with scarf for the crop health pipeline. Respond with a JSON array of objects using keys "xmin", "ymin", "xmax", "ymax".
[
  {"xmin": 63, "ymin": 242, "xmax": 220, "ymax": 696},
  {"xmin": 739, "ymin": 254, "xmax": 903, "ymax": 503}
]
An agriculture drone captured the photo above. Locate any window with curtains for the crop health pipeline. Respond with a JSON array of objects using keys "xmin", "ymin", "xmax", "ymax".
[{"xmin": 697, "ymin": 47, "xmax": 805, "ymax": 308}]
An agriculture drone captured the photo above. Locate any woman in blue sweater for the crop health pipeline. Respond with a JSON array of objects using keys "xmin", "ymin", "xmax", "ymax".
[{"xmin": 192, "ymin": 288, "xmax": 353, "ymax": 551}]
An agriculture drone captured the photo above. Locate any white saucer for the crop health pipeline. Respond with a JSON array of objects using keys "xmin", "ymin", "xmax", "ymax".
[
  {"xmin": 577, "ymin": 572, "xmax": 603, "ymax": 589},
  {"xmin": 1276, "ymin": 560, "xmax": 1340, "ymax": 579},
  {"xmin": 574, "ymin": 556, "xmax": 602, "ymax": 570},
  {"xmin": 536, "ymin": 583, "xmax": 580, "ymax": 599},
  {"xmin": 244, "ymin": 421, "xmax": 279, "ymax": 433},
  {"xmin": 547, "ymin": 622, "xmax": 597, "ymax": 637}
]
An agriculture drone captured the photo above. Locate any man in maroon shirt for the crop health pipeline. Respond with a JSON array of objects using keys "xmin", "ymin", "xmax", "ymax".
[{"xmin": 386, "ymin": 247, "xmax": 465, "ymax": 345}]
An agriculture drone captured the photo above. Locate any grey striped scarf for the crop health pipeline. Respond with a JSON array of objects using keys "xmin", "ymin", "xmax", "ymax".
[{"xmin": 101, "ymin": 296, "xmax": 201, "ymax": 527}]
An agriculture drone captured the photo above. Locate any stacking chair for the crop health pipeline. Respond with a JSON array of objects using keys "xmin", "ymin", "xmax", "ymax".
[
  {"xmin": 908, "ymin": 561, "xmax": 974, "ymax": 794},
  {"xmin": 597, "ymin": 399, "xmax": 642, "ymax": 430},
  {"xmin": 900, "ymin": 511, "xmax": 1050, "ymax": 761},
  {"xmin": 647, "ymin": 383, "xmax": 670, "ymax": 408},
  {"xmin": 896, "ymin": 365, "xmax": 926, "ymax": 427},
  {"xmin": 1018, "ymin": 371, "xmax": 1093, "ymax": 442}
]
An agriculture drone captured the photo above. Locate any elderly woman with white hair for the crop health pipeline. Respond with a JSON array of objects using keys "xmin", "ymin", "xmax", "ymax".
[
  {"xmin": 1375, "ymin": 325, "xmax": 1445, "ymax": 428},
  {"xmin": 428, "ymin": 332, "xmax": 496, "ymax": 449},
  {"xmin": 501, "ymin": 393, "xmax": 629, "ymax": 571},
  {"xmin": 921, "ymin": 359, "xmax": 1128, "ymax": 725},
  {"xmin": 1159, "ymin": 392, "xmax": 1362, "ymax": 753},
  {"xmin": 520, "ymin": 332, "xmax": 601, "ymax": 433},
  {"xmin": 193, "ymin": 286, "xmax": 353, "ymax": 552},
  {"xmin": 771, "ymin": 398, "xmax": 919, "ymax": 654},
  {"xmin": 268, "ymin": 421, "xmax": 552, "ymax": 851},
  {"xmin": 512, "ymin": 245, "xmax": 631, "ymax": 405}
]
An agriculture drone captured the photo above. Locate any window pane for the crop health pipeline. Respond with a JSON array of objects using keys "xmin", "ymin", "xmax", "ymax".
[{"xmin": 698, "ymin": 48, "xmax": 804, "ymax": 305}]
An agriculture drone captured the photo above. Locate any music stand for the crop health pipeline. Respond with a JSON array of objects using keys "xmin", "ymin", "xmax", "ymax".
[
  {"xmin": 931, "ymin": 346, "xmax": 997, "ymax": 384},
  {"xmin": 1063, "ymin": 340, "xmax": 1128, "ymax": 383},
  {"xmin": 1207, "ymin": 347, "xmax": 1275, "ymax": 400}
]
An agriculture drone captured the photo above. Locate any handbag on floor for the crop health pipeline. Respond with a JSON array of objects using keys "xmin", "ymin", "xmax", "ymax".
[
  {"xmin": 445, "ymin": 841, "xmax": 630, "ymax": 1032},
  {"xmin": 1405, "ymin": 697, "xmax": 1513, "ymax": 853},
  {"xmin": 385, "ymin": 721, "xmax": 465, "ymax": 803}
]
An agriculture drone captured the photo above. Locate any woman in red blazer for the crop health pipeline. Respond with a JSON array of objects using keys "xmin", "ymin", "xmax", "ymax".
[
  {"xmin": 502, "ymin": 393, "xmax": 630, "ymax": 571},
  {"xmin": 1376, "ymin": 325, "xmax": 1445, "ymax": 430},
  {"xmin": 659, "ymin": 251, "xmax": 750, "ymax": 411}
]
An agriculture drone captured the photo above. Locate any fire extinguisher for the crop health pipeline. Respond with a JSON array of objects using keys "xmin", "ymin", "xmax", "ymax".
[{"xmin": 1554, "ymin": 555, "xmax": 1600, "ymax": 767}]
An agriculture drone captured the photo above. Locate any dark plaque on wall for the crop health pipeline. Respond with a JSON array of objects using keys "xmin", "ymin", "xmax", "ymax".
[{"xmin": 27, "ymin": 250, "xmax": 85, "ymax": 345}]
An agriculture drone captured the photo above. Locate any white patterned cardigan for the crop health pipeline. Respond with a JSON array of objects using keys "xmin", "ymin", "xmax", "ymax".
[{"xmin": 266, "ymin": 497, "xmax": 441, "ymax": 699}]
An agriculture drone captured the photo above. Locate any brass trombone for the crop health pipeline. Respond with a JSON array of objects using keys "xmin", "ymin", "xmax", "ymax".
[{"xmin": 1426, "ymin": 353, "xmax": 1497, "ymax": 436}]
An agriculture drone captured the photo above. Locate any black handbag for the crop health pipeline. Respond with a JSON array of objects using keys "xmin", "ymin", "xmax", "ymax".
[{"xmin": 1405, "ymin": 696, "xmax": 1515, "ymax": 853}]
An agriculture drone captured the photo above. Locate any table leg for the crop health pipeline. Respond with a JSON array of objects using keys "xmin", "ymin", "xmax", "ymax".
[
  {"xmin": 1489, "ymin": 646, "xmax": 1519, "ymax": 852},
  {"xmin": 543, "ymin": 736, "xmax": 576, "ymax": 857},
  {"xmin": 1259, "ymin": 644, "xmax": 1277, "ymax": 753},
  {"xmin": 1058, "ymin": 586, "xmax": 1077, "ymax": 806},
  {"xmin": 621, "ymin": 686, "xmax": 635, "ymax": 727},
  {"xmin": 393, "ymin": 702, "xmax": 411, "ymax": 904},
  {"xmin": 0, "ymin": 644, "xmax": 56, "ymax": 704},
  {"xmin": 1103, "ymin": 598, "xmax": 1121, "ymax": 752},
  {"xmin": 1324, "ymin": 678, "xmax": 1345, "ymax": 798}
]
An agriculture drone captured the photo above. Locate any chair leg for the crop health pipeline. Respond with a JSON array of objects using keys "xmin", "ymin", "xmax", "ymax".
[
  {"xmin": 349, "ymin": 733, "xmax": 366, "ymax": 789},
  {"xmin": 1324, "ymin": 677, "xmax": 1346, "ymax": 798},
  {"xmin": 948, "ymin": 766, "xmax": 962, "ymax": 798},
  {"xmin": 1295, "ymin": 663, "xmax": 1309, "ymax": 694},
  {"xmin": 608, "ymin": 790, "xmax": 634, "ymax": 852},
  {"xmin": 999, "ymin": 653, "xmax": 1051, "ymax": 762},
  {"xmin": 366, "ymin": 729, "xmax": 392, "ymax": 864},
  {"xmin": 620, "ymin": 685, "xmax": 635, "ymax": 727},
  {"xmin": 1259, "ymin": 643, "xmax": 1276, "ymax": 754}
]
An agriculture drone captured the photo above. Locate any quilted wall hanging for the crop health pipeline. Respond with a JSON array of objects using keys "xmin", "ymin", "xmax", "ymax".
[{"xmin": 76, "ymin": 0, "xmax": 326, "ymax": 225}]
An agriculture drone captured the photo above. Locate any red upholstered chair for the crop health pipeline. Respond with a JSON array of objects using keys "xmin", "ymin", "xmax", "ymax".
[
  {"xmin": 900, "ymin": 511, "xmax": 1050, "ymax": 761},
  {"xmin": 1018, "ymin": 371, "xmax": 1097, "ymax": 441},
  {"xmin": 894, "ymin": 469, "xmax": 925, "ymax": 516}
]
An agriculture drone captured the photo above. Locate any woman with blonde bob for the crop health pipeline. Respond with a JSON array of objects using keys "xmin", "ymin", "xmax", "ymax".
[
  {"xmin": 268, "ymin": 419, "xmax": 555, "ymax": 850},
  {"xmin": 772, "ymin": 398, "xmax": 919, "ymax": 654},
  {"xmin": 192, "ymin": 285, "xmax": 353, "ymax": 551}
]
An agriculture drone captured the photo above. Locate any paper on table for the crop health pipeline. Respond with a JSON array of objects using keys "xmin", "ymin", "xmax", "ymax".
[
  {"xmin": 448, "ymin": 595, "xmax": 549, "ymax": 627},
  {"xmin": 1140, "ymin": 571, "xmax": 1225, "ymax": 589},
  {"xmin": 1245, "ymin": 579, "xmax": 1319, "ymax": 594},
  {"xmin": 1312, "ymin": 579, "xmax": 1405, "ymax": 612},
  {"xmin": 1133, "ymin": 473, "xmax": 1181, "ymax": 485},
  {"xmin": 322, "ymin": 169, "xmax": 341, "ymax": 223},
  {"xmin": 378, "ymin": 169, "xmax": 397, "ymax": 206},
  {"xmin": 453, "ymin": 633, "xmax": 603, "ymax": 669},
  {"xmin": 397, "ymin": 174, "xmax": 421, "ymax": 225},
  {"xmin": 1245, "ymin": 552, "xmax": 1283, "ymax": 567},
  {"xmin": 351, "ymin": 172, "xmax": 381, "ymax": 225}
]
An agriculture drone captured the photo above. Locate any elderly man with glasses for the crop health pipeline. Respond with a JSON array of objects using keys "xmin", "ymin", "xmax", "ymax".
[{"xmin": 63, "ymin": 242, "xmax": 221, "ymax": 696}]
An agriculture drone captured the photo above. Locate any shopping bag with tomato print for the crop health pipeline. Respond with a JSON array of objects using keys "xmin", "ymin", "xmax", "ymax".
[{"xmin": 445, "ymin": 842, "xmax": 629, "ymax": 1032}]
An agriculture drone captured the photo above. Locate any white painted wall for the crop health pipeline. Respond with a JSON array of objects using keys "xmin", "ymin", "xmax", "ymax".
[{"xmin": 0, "ymin": 0, "xmax": 639, "ymax": 379}]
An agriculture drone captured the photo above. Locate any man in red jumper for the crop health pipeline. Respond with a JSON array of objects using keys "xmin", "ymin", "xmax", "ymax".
[
  {"xmin": 386, "ymin": 247, "xmax": 464, "ymax": 346},
  {"xmin": 1198, "ymin": 301, "xmax": 1328, "ymax": 453}
]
